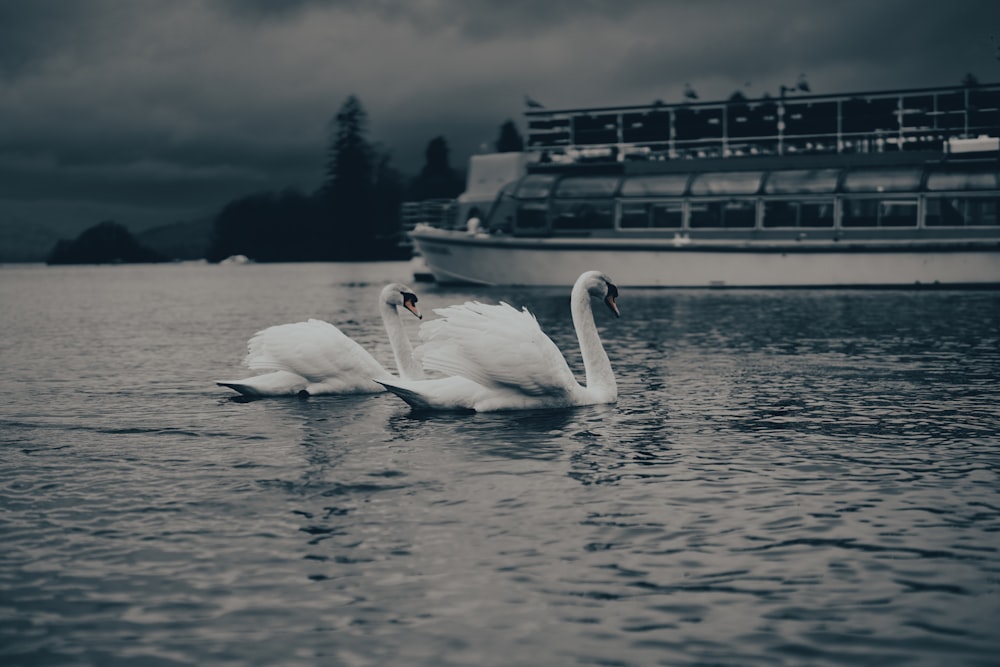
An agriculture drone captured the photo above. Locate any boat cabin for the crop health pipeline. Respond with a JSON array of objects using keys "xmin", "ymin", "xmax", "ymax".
[{"xmin": 482, "ymin": 155, "xmax": 999, "ymax": 241}]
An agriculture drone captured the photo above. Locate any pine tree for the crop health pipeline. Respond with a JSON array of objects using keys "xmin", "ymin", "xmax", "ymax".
[
  {"xmin": 961, "ymin": 72, "xmax": 980, "ymax": 88},
  {"xmin": 495, "ymin": 120, "xmax": 524, "ymax": 152},
  {"xmin": 409, "ymin": 136, "xmax": 464, "ymax": 201},
  {"xmin": 322, "ymin": 95, "xmax": 377, "ymax": 258}
]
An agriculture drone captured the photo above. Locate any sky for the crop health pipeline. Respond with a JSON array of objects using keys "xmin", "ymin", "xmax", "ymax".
[{"xmin": 1, "ymin": 0, "xmax": 999, "ymax": 234}]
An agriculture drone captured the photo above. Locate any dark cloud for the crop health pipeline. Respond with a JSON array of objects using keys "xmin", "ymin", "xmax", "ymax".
[
  {"xmin": 220, "ymin": 0, "xmax": 345, "ymax": 19},
  {"xmin": 1, "ymin": 0, "xmax": 998, "ymax": 234},
  {"xmin": 0, "ymin": 1, "xmax": 98, "ymax": 76}
]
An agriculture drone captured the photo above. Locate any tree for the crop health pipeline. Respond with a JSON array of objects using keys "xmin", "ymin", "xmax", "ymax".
[
  {"xmin": 495, "ymin": 119, "xmax": 524, "ymax": 152},
  {"xmin": 408, "ymin": 135, "xmax": 464, "ymax": 201},
  {"xmin": 207, "ymin": 191, "xmax": 278, "ymax": 262},
  {"xmin": 961, "ymin": 72, "xmax": 981, "ymax": 88},
  {"xmin": 205, "ymin": 94, "xmax": 406, "ymax": 263},
  {"xmin": 205, "ymin": 189, "xmax": 324, "ymax": 263},
  {"xmin": 322, "ymin": 95, "xmax": 378, "ymax": 257}
]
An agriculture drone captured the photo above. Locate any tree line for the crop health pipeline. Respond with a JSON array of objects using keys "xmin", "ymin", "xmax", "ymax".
[
  {"xmin": 48, "ymin": 96, "xmax": 525, "ymax": 264},
  {"xmin": 206, "ymin": 97, "xmax": 523, "ymax": 262}
]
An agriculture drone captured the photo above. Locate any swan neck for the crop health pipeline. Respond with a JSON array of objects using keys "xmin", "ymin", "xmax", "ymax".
[
  {"xmin": 380, "ymin": 300, "xmax": 422, "ymax": 380},
  {"xmin": 571, "ymin": 281, "xmax": 616, "ymax": 396}
]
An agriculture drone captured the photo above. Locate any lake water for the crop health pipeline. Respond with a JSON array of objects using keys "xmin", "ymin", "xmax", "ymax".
[{"xmin": 1, "ymin": 261, "xmax": 999, "ymax": 667}]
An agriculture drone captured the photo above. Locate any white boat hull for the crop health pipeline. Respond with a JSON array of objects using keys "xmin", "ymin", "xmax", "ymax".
[{"xmin": 411, "ymin": 230, "xmax": 1000, "ymax": 287}]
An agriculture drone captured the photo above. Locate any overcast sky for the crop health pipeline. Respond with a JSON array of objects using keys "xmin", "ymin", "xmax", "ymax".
[{"xmin": 1, "ymin": 0, "xmax": 998, "ymax": 232}]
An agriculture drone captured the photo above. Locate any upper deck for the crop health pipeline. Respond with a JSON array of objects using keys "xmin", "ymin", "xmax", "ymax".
[{"xmin": 525, "ymin": 83, "xmax": 1000, "ymax": 163}]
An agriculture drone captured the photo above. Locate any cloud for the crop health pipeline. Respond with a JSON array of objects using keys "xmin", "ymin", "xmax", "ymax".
[{"xmin": 1, "ymin": 0, "xmax": 998, "ymax": 233}]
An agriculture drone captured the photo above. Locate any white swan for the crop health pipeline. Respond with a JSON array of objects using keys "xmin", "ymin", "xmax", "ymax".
[
  {"xmin": 216, "ymin": 283, "xmax": 423, "ymax": 397},
  {"xmin": 377, "ymin": 270, "xmax": 620, "ymax": 411}
]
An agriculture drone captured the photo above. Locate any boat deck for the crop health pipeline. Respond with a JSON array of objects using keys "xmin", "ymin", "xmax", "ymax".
[{"xmin": 525, "ymin": 83, "xmax": 1000, "ymax": 164}]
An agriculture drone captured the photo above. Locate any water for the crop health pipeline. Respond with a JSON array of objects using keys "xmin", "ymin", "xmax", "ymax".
[{"xmin": 2, "ymin": 261, "xmax": 999, "ymax": 667}]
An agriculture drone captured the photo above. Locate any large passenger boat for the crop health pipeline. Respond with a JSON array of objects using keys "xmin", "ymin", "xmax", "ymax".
[{"xmin": 410, "ymin": 83, "xmax": 1000, "ymax": 287}]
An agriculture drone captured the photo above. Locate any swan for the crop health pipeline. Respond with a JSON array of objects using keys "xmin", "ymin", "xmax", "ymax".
[
  {"xmin": 216, "ymin": 283, "xmax": 423, "ymax": 397},
  {"xmin": 377, "ymin": 270, "xmax": 620, "ymax": 411}
]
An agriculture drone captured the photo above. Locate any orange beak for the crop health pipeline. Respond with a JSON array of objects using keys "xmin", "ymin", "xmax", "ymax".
[{"xmin": 403, "ymin": 297, "xmax": 422, "ymax": 320}]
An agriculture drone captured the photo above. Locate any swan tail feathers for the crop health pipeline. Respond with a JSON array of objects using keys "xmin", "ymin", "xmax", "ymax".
[
  {"xmin": 375, "ymin": 377, "xmax": 478, "ymax": 411},
  {"xmin": 216, "ymin": 380, "xmax": 263, "ymax": 397},
  {"xmin": 375, "ymin": 379, "xmax": 437, "ymax": 410},
  {"xmin": 216, "ymin": 370, "xmax": 309, "ymax": 397}
]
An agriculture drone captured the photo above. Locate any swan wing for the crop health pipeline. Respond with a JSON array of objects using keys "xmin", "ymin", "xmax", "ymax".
[
  {"xmin": 245, "ymin": 319, "xmax": 389, "ymax": 384},
  {"xmin": 417, "ymin": 302, "xmax": 578, "ymax": 400}
]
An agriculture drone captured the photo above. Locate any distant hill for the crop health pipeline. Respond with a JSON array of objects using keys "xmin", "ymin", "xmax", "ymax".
[
  {"xmin": 0, "ymin": 215, "xmax": 215, "ymax": 263},
  {"xmin": 47, "ymin": 221, "xmax": 167, "ymax": 265},
  {"xmin": 137, "ymin": 217, "xmax": 213, "ymax": 261}
]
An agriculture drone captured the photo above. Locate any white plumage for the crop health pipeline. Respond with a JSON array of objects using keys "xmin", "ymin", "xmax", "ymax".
[
  {"xmin": 419, "ymin": 301, "xmax": 578, "ymax": 398},
  {"xmin": 378, "ymin": 270, "xmax": 620, "ymax": 411},
  {"xmin": 216, "ymin": 283, "xmax": 423, "ymax": 397}
]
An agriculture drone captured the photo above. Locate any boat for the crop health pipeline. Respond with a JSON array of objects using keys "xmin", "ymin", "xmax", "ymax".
[{"xmin": 409, "ymin": 83, "xmax": 1000, "ymax": 287}]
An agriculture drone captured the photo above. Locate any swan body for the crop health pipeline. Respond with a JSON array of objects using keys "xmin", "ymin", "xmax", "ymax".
[
  {"xmin": 378, "ymin": 270, "xmax": 619, "ymax": 412},
  {"xmin": 217, "ymin": 283, "xmax": 423, "ymax": 397}
]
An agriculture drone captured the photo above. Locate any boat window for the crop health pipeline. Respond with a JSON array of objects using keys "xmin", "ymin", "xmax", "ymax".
[
  {"xmin": 689, "ymin": 171, "xmax": 763, "ymax": 196},
  {"xmin": 925, "ymin": 196, "xmax": 1000, "ymax": 226},
  {"xmin": 762, "ymin": 199, "xmax": 835, "ymax": 227},
  {"xmin": 620, "ymin": 173, "xmax": 690, "ymax": 197},
  {"xmin": 841, "ymin": 199, "xmax": 879, "ymax": 227},
  {"xmin": 651, "ymin": 203, "xmax": 684, "ymax": 228},
  {"xmin": 925, "ymin": 170, "xmax": 1000, "ymax": 191},
  {"xmin": 553, "ymin": 176, "xmax": 621, "ymax": 198},
  {"xmin": 551, "ymin": 199, "xmax": 615, "ymax": 230},
  {"xmin": 573, "ymin": 113, "xmax": 620, "ymax": 145},
  {"xmin": 841, "ymin": 198, "xmax": 918, "ymax": 227},
  {"xmin": 513, "ymin": 203, "xmax": 549, "ymax": 233},
  {"xmin": 688, "ymin": 202, "xmax": 718, "ymax": 228},
  {"xmin": 878, "ymin": 201, "xmax": 919, "ymax": 227},
  {"xmin": 842, "ymin": 96, "xmax": 900, "ymax": 133},
  {"xmin": 515, "ymin": 174, "xmax": 557, "ymax": 199},
  {"xmin": 622, "ymin": 110, "xmax": 671, "ymax": 143},
  {"xmin": 619, "ymin": 202, "xmax": 683, "ymax": 229},
  {"xmin": 782, "ymin": 101, "xmax": 839, "ymax": 137},
  {"xmin": 689, "ymin": 200, "xmax": 756, "ymax": 228},
  {"xmin": 764, "ymin": 169, "xmax": 841, "ymax": 194},
  {"xmin": 675, "ymin": 106, "xmax": 724, "ymax": 140},
  {"xmin": 842, "ymin": 168, "xmax": 923, "ymax": 193}
]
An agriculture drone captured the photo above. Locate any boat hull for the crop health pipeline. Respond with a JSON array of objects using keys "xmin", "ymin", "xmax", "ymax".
[{"xmin": 410, "ymin": 229, "xmax": 1000, "ymax": 287}]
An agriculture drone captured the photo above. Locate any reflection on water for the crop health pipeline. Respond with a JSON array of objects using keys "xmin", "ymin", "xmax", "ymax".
[{"xmin": 1, "ymin": 262, "xmax": 999, "ymax": 666}]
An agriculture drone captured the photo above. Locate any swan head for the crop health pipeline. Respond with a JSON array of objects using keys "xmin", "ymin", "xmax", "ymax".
[
  {"xmin": 579, "ymin": 271, "xmax": 620, "ymax": 318},
  {"xmin": 381, "ymin": 283, "xmax": 422, "ymax": 320}
]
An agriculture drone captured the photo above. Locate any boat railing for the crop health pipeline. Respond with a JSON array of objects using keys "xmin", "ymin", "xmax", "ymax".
[
  {"xmin": 526, "ymin": 83, "xmax": 1000, "ymax": 163},
  {"xmin": 401, "ymin": 198, "xmax": 457, "ymax": 231}
]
